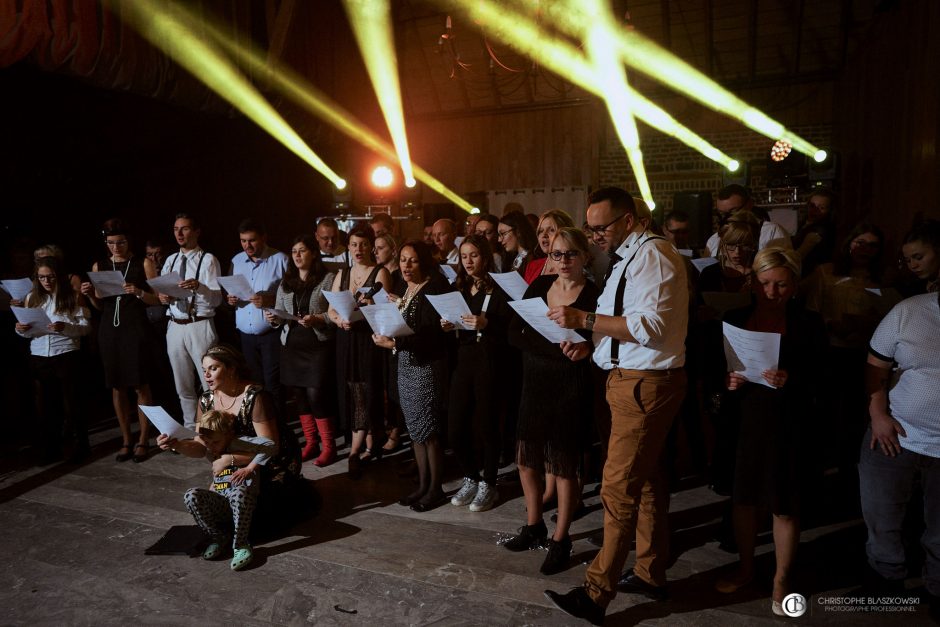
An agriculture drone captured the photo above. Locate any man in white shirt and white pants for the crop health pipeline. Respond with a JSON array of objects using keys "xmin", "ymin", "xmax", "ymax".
[
  {"xmin": 158, "ymin": 213, "xmax": 222, "ymax": 428},
  {"xmin": 544, "ymin": 187, "xmax": 689, "ymax": 624}
]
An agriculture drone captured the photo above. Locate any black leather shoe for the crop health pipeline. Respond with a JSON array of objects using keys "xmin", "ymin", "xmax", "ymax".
[
  {"xmin": 503, "ymin": 520, "xmax": 547, "ymax": 552},
  {"xmin": 617, "ymin": 568, "xmax": 668, "ymax": 601},
  {"xmin": 544, "ymin": 587, "xmax": 604, "ymax": 626},
  {"xmin": 540, "ymin": 536, "xmax": 572, "ymax": 575}
]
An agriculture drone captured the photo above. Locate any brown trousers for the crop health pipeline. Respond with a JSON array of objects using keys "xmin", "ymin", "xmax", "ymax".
[{"xmin": 584, "ymin": 367, "xmax": 687, "ymax": 607}]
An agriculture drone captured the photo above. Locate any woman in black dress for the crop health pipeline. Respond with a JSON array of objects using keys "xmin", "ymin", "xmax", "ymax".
[
  {"xmin": 442, "ymin": 235, "xmax": 511, "ymax": 513},
  {"xmin": 504, "ymin": 227, "xmax": 599, "ymax": 575},
  {"xmin": 80, "ymin": 219, "xmax": 159, "ymax": 463},
  {"xmin": 713, "ymin": 247, "xmax": 826, "ymax": 616},
  {"xmin": 264, "ymin": 234, "xmax": 336, "ymax": 466},
  {"xmin": 372, "ymin": 240, "xmax": 455, "ymax": 511},
  {"xmin": 327, "ymin": 228, "xmax": 392, "ymax": 478}
]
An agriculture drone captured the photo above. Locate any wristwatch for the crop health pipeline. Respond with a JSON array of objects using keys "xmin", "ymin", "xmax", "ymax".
[{"xmin": 584, "ymin": 312, "xmax": 596, "ymax": 331}]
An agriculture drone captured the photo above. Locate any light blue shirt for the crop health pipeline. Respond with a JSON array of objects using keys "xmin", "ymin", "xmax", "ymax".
[{"xmin": 230, "ymin": 247, "xmax": 288, "ymax": 335}]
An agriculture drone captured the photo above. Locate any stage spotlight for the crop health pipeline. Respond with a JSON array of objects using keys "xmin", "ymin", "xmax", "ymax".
[
  {"xmin": 336, "ymin": 179, "xmax": 348, "ymax": 190},
  {"xmin": 405, "ymin": 177, "xmax": 417, "ymax": 188},
  {"xmin": 728, "ymin": 160, "xmax": 740, "ymax": 172},
  {"xmin": 814, "ymin": 150, "xmax": 829, "ymax": 163},
  {"xmin": 647, "ymin": 200, "xmax": 656, "ymax": 210},
  {"xmin": 470, "ymin": 207, "xmax": 481, "ymax": 214},
  {"xmin": 771, "ymin": 141, "xmax": 793, "ymax": 162},
  {"xmin": 372, "ymin": 166, "xmax": 394, "ymax": 188}
]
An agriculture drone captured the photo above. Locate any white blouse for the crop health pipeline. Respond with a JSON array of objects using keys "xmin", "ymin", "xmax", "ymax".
[{"xmin": 16, "ymin": 294, "xmax": 90, "ymax": 357}]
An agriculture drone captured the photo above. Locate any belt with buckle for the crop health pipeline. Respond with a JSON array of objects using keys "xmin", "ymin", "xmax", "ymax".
[{"xmin": 170, "ymin": 316, "xmax": 211, "ymax": 325}]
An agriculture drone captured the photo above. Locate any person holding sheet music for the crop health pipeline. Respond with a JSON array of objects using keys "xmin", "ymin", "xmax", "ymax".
[
  {"xmin": 504, "ymin": 227, "xmax": 598, "ymax": 575},
  {"xmin": 525, "ymin": 210, "xmax": 576, "ymax": 283},
  {"xmin": 327, "ymin": 228, "xmax": 392, "ymax": 478},
  {"xmin": 698, "ymin": 217, "xmax": 759, "ymax": 300},
  {"xmin": 157, "ymin": 213, "xmax": 223, "ymax": 429},
  {"xmin": 441, "ymin": 235, "xmax": 511, "ymax": 514},
  {"xmin": 80, "ymin": 218, "xmax": 159, "ymax": 463},
  {"xmin": 374, "ymin": 232, "xmax": 406, "ymax": 452},
  {"xmin": 498, "ymin": 211, "xmax": 540, "ymax": 281},
  {"xmin": 15, "ymin": 256, "xmax": 91, "ymax": 463},
  {"xmin": 711, "ymin": 247, "xmax": 826, "ymax": 616},
  {"xmin": 264, "ymin": 234, "xmax": 337, "ymax": 467},
  {"xmin": 372, "ymin": 240, "xmax": 455, "ymax": 512}
]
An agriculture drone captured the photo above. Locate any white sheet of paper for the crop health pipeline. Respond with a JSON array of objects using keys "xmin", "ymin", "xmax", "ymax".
[
  {"xmin": 426, "ymin": 292, "xmax": 473, "ymax": 330},
  {"xmin": 147, "ymin": 271, "xmax": 193, "ymax": 299},
  {"xmin": 139, "ymin": 405, "xmax": 197, "ymax": 440},
  {"xmin": 87, "ymin": 270, "xmax": 128, "ymax": 298},
  {"xmin": 722, "ymin": 322, "xmax": 781, "ymax": 389},
  {"xmin": 11, "ymin": 306, "xmax": 52, "ymax": 337},
  {"xmin": 359, "ymin": 302, "xmax": 415, "ymax": 338},
  {"xmin": 267, "ymin": 308, "xmax": 301, "ymax": 321},
  {"xmin": 217, "ymin": 274, "xmax": 254, "ymax": 301},
  {"xmin": 702, "ymin": 291, "xmax": 751, "ymax": 314},
  {"xmin": 508, "ymin": 297, "xmax": 585, "ymax": 344},
  {"xmin": 0, "ymin": 278, "xmax": 32, "ymax": 301},
  {"xmin": 324, "ymin": 290, "xmax": 364, "ymax": 322},
  {"xmin": 768, "ymin": 207, "xmax": 799, "ymax": 235},
  {"xmin": 678, "ymin": 248, "xmax": 694, "ymax": 258},
  {"xmin": 691, "ymin": 257, "xmax": 719, "ymax": 273},
  {"xmin": 357, "ymin": 286, "xmax": 391, "ymax": 304},
  {"xmin": 489, "ymin": 271, "xmax": 529, "ymax": 301},
  {"xmin": 866, "ymin": 287, "xmax": 882, "ymax": 296},
  {"xmin": 439, "ymin": 264, "xmax": 458, "ymax": 283}
]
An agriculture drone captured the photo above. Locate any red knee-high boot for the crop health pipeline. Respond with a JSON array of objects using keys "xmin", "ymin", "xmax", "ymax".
[
  {"xmin": 313, "ymin": 417, "xmax": 337, "ymax": 467},
  {"xmin": 299, "ymin": 414, "xmax": 319, "ymax": 462}
]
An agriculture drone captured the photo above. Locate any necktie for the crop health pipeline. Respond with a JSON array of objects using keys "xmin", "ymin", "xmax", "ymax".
[{"xmin": 179, "ymin": 254, "xmax": 188, "ymax": 280}]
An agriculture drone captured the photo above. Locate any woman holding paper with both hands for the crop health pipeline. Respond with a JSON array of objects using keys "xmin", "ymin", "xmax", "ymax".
[
  {"xmin": 80, "ymin": 218, "xmax": 159, "ymax": 463},
  {"xmin": 711, "ymin": 247, "xmax": 826, "ymax": 616},
  {"xmin": 372, "ymin": 240, "xmax": 455, "ymax": 511},
  {"xmin": 503, "ymin": 227, "xmax": 599, "ymax": 576}
]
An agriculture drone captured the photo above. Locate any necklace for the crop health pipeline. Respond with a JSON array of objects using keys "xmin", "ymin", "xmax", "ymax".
[
  {"xmin": 111, "ymin": 255, "xmax": 133, "ymax": 328},
  {"xmin": 215, "ymin": 388, "xmax": 240, "ymax": 411},
  {"xmin": 398, "ymin": 280, "xmax": 429, "ymax": 313}
]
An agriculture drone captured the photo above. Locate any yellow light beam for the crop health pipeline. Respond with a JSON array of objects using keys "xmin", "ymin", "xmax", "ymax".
[
  {"xmin": 582, "ymin": 0, "xmax": 652, "ymax": 205},
  {"xmin": 342, "ymin": 0, "xmax": 417, "ymax": 186},
  {"xmin": 444, "ymin": 0, "xmax": 740, "ymax": 170},
  {"xmin": 166, "ymin": 1, "xmax": 475, "ymax": 212},
  {"xmin": 521, "ymin": 0, "xmax": 824, "ymax": 159},
  {"xmin": 106, "ymin": 0, "xmax": 346, "ymax": 188}
]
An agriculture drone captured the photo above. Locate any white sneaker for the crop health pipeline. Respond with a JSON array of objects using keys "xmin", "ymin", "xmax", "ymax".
[
  {"xmin": 469, "ymin": 481, "xmax": 498, "ymax": 512},
  {"xmin": 451, "ymin": 478, "xmax": 479, "ymax": 507}
]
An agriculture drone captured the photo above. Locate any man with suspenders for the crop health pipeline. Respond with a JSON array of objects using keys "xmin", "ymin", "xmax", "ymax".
[
  {"xmin": 544, "ymin": 187, "xmax": 689, "ymax": 624},
  {"xmin": 158, "ymin": 213, "xmax": 222, "ymax": 428}
]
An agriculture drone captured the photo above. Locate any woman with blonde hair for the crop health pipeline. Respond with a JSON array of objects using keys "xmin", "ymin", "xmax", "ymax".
[
  {"xmin": 524, "ymin": 210, "xmax": 577, "ymax": 283},
  {"xmin": 699, "ymin": 215, "xmax": 759, "ymax": 294},
  {"xmin": 712, "ymin": 247, "xmax": 826, "ymax": 616}
]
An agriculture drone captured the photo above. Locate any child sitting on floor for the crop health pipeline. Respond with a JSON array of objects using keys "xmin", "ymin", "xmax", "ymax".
[{"xmin": 184, "ymin": 410, "xmax": 277, "ymax": 571}]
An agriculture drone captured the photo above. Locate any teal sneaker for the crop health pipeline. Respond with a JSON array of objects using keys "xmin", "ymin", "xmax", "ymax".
[{"xmin": 231, "ymin": 546, "xmax": 253, "ymax": 571}]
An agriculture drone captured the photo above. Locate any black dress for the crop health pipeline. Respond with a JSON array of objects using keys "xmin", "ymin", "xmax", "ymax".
[
  {"xmin": 97, "ymin": 257, "xmax": 156, "ymax": 388},
  {"xmin": 718, "ymin": 302, "xmax": 826, "ymax": 515},
  {"xmin": 509, "ymin": 274, "xmax": 599, "ymax": 479},
  {"xmin": 335, "ymin": 266, "xmax": 384, "ymax": 432}
]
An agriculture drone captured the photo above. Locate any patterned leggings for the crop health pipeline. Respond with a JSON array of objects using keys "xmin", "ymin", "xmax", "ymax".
[{"xmin": 184, "ymin": 483, "xmax": 258, "ymax": 549}]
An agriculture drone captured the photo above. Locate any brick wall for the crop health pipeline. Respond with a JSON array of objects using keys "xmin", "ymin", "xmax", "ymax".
[{"xmin": 598, "ymin": 122, "xmax": 833, "ymax": 214}]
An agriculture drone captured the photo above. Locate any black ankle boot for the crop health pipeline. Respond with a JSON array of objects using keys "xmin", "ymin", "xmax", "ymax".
[
  {"xmin": 504, "ymin": 520, "xmax": 547, "ymax": 552},
  {"xmin": 540, "ymin": 536, "xmax": 572, "ymax": 575}
]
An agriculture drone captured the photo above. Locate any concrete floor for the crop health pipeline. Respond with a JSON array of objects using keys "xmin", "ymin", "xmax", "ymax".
[{"xmin": 1, "ymin": 421, "xmax": 935, "ymax": 626}]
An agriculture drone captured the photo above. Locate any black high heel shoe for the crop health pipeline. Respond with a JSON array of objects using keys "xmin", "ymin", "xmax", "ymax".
[
  {"xmin": 115, "ymin": 443, "xmax": 133, "ymax": 463},
  {"xmin": 132, "ymin": 443, "xmax": 150, "ymax": 464}
]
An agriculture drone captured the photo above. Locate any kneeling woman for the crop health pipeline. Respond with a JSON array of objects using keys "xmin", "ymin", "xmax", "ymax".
[
  {"xmin": 157, "ymin": 345, "xmax": 304, "ymax": 535},
  {"xmin": 504, "ymin": 228, "xmax": 598, "ymax": 575}
]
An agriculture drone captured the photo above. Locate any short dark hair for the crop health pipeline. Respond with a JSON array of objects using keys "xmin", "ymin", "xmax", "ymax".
[
  {"xmin": 665, "ymin": 209, "xmax": 690, "ymax": 224},
  {"xmin": 102, "ymin": 218, "xmax": 130, "ymax": 238},
  {"xmin": 174, "ymin": 212, "xmax": 199, "ymax": 229},
  {"xmin": 348, "ymin": 226, "xmax": 376, "ymax": 249},
  {"xmin": 369, "ymin": 213, "xmax": 393, "ymax": 228},
  {"xmin": 317, "ymin": 218, "xmax": 339, "ymax": 230},
  {"xmin": 588, "ymin": 187, "xmax": 637, "ymax": 218},
  {"xmin": 399, "ymin": 239, "xmax": 437, "ymax": 278},
  {"xmin": 717, "ymin": 184, "xmax": 750, "ymax": 201},
  {"xmin": 238, "ymin": 218, "xmax": 266, "ymax": 236},
  {"xmin": 282, "ymin": 234, "xmax": 326, "ymax": 292},
  {"xmin": 903, "ymin": 218, "xmax": 940, "ymax": 249}
]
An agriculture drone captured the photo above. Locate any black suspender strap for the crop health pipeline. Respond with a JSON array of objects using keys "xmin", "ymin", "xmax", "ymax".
[
  {"xmin": 172, "ymin": 251, "xmax": 206, "ymax": 320},
  {"xmin": 610, "ymin": 234, "xmax": 666, "ymax": 366}
]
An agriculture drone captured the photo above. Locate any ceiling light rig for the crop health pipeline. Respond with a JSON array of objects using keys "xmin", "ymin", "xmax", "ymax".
[{"xmin": 771, "ymin": 140, "xmax": 793, "ymax": 162}]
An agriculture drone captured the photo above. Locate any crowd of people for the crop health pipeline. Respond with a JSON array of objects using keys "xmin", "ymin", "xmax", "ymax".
[{"xmin": 5, "ymin": 185, "xmax": 938, "ymax": 619}]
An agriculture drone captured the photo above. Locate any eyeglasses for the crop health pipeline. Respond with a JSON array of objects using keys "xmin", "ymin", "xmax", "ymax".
[
  {"xmin": 548, "ymin": 250, "xmax": 582, "ymax": 261},
  {"xmin": 37, "ymin": 274, "xmax": 56, "ymax": 282},
  {"xmin": 497, "ymin": 228, "xmax": 515, "ymax": 240},
  {"xmin": 106, "ymin": 240, "xmax": 128, "ymax": 247},
  {"xmin": 724, "ymin": 244, "xmax": 755, "ymax": 253},
  {"xmin": 584, "ymin": 213, "xmax": 627, "ymax": 235}
]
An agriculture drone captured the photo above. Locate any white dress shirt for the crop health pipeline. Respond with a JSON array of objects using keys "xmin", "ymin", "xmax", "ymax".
[
  {"xmin": 16, "ymin": 295, "xmax": 90, "ymax": 357},
  {"xmin": 444, "ymin": 247, "xmax": 460, "ymax": 264},
  {"xmin": 161, "ymin": 248, "xmax": 222, "ymax": 319},
  {"xmin": 593, "ymin": 230, "xmax": 689, "ymax": 371},
  {"xmin": 706, "ymin": 220, "xmax": 793, "ymax": 257}
]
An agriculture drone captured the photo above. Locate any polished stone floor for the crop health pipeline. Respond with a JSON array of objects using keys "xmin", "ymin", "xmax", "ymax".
[{"xmin": 1, "ymin": 421, "xmax": 934, "ymax": 626}]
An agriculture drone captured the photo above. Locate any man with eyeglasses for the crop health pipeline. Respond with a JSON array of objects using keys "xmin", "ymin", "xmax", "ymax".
[
  {"xmin": 316, "ymin": 218, "xmax": 349, "ymax": 267},
  {"xmin": 544, "ymin": 187, "xmax": 689, "ymax": 624},
  {"xmin": 705, "ymin": 185, "xmax": 791, "ymax": 258}
]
